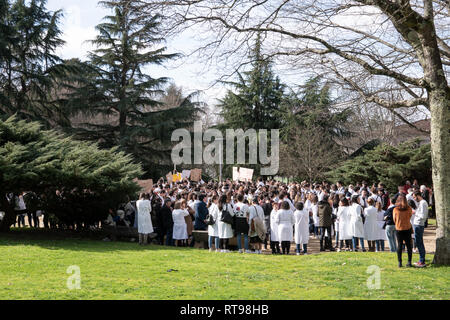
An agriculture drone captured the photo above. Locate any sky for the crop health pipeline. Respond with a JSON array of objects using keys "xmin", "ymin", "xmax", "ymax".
[{"xmin": 46, "ymin": 0, "xmax": 229, "ymax": 108}]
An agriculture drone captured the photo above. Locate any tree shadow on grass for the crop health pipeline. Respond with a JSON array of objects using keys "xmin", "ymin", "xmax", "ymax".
[{"xmin": 0, "ymin": 229, "xmax": 207, "ymax": 253}]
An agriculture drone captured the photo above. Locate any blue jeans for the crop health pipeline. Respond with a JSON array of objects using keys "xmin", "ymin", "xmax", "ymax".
[
  {"xmin": 385, "ymin": 225, "xmax": 397, "ymax": 252},
  {"xmin": 375, "ymin": 240, "xmax": 385, "ymax": 251},
  {"xmin": 208, "ymin": 236, "xmax": 220, "ymax": 249},
  {"xmin": 165, "ymin": 228, "xmax": 174, "ymax": 246},
  {"xmin": 296, "ymin": 244, "xmax": 308, "ymax": 253},
  {"xmin": 352, "ymin": 237, "xmax": 365, "ymax": 250},
  {"xmin": 236, "ymin": 233, "xmax": 249, "ymax": 250},
  {"xmin": 413, "ymin": 225, "xmax": 426, "ymax": 263}
]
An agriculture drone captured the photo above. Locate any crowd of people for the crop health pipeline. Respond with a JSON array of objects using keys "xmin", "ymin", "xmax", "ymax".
[{"xmin": 114, "ymin": 178, "xmax": 432, "ymax": 268}]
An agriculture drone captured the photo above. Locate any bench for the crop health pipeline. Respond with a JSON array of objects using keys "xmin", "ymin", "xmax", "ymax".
[{"xmin": 102, "ymin": 225, "xmax": 157, "ymax": 242}]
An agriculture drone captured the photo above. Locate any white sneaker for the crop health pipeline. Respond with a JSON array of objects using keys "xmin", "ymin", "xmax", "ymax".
[
  {"xmin": 216, "ymin": 249, "xmax": 220, "ymax": 253},
  {"xmin": 245, "ymin": 250, "xmax": 252, "ymax": 254},
  {"xmin": 296, "ymin": 253, "xmax": 300, "ymax": 256},
  {"xmin": 209, "ymin": 248, "xmax": 213, "ymax": 252},
  {"xmin": 239, "ymin": 249, "xmax": 243, "ymax": 253}
]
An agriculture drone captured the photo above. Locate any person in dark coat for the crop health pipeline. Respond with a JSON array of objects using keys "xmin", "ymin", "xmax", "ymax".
[
  {"xmin": 194, "ymin": 194, "xmax": 208, "ymax": 231},
  {"xmin": 318, "ymin": 195, "xmax": 334, "ymax": 251},
  {"xmin": 158, "ymin": 199, "xmax": 173, "ymax": 246}
]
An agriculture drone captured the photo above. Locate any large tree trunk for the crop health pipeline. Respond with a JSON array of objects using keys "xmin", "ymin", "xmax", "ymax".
[{"xmin": 429, "ymin": 88, "xmax": 450, "ymax": 265}]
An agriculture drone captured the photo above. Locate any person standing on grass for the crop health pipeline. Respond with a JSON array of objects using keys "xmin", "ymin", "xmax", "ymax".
[
  {"xmin": 337, "ymin": 198, "xmax": 352, "ymax": 251},
  {"xmin": 384, "ymin": 196, "xmax": 397, "ymax": 252},
  {"xmin": 136, "ymin": 193, "xmax": 153, "ymax": 245},
  {"xmin": 393, "ymin": 195, "xmax": 413, "ymax": 268},
  {"xmin": 172, "ymin": 201, "xmax": 189, "ymax": 247},
  {"xmin": 270, "ymin": 202, "xmax": 281, "ymax": 254},
  {"xmin": 293, "ymin": 202, "xmax": 309, "ymax": 255},
  {"xmin": 206, "ymin": 195, "xmax": 220, "ymax": 252},
  {"xmin": 276, "ymin": 201, "xmax": 295, "ymax": 255},
  {"xmin": 363, "ymin": 198, "xmax": 378, "ymax": 252},
  {"xmin": 248, "ymin": 195, "xmax": 265, "ymax": 254},
  {"xmin": 375, "ymin": 202, "xmax": 386, "ymax": 252},
  {"xmin": 318, "ymin": 195, "xmax": 334, "ymax": 251},
  {"xmin": 350, "ymin": 195, "xmax": 366, "ymax": 252},
  {"xmin": 234, "ymin": 193, "xmax": 250, "ymax": 253},
  {"xmin": 412, "ymin": 192, "xmax": 428, "ymax": 267},
  {"xmin": 161, "ymin": 198, "xmax": 174, "ymax": 246},
  {"xmin": 217, "ymin": 194, "xmax": 234, "ymax": 252}
]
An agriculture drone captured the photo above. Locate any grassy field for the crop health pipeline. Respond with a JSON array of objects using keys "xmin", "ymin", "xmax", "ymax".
[{"xmin": 0, "ymin": 231, "xmax": 448, "ymax": 300}]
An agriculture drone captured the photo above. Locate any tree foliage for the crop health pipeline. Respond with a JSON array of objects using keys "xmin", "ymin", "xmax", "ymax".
[
  {"xmin": 0, "ymin": 115, "xmax": 142, "ymax": 231},
  {"xmin": 62, "ymin": 0, "xmax": 202, "ymax": 178},
  {"xmin": 0, "ymin": 0, "xmax": 71, "ymax": 126},
  {"xmin": 327, "ymin": 139, "xmax": 432, "ymax": 193}
]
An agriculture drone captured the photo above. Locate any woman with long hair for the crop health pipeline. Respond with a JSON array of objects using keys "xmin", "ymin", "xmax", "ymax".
[
  {"xmin": 375, "ymin": 201, "xmax": 386, "ymax": 252},
  {"xmin": 393, "ymin": 195, "xmax": 413, "ymax": 267},
  {"xmin": 337, "ymin": 198, "xmax": 352, "ymax": 251},
  {"xmin": 217, "ymin": 194, "xmax": 235, "ymax": 252}
]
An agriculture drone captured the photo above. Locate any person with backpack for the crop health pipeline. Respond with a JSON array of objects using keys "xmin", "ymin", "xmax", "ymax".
[
  {"xmin": 234, "ymin": 193, "xmax": 250, "ymax": 253},
  {"xmin": 217, "ymin": 194, "xmax": 234, "ymax": 252}
]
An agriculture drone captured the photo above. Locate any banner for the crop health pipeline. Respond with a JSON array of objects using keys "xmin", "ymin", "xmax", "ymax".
[
  {"xmin": 172, "ymin": 172, "xmax": 182, "ymax": 182},
  {"xmin": 190, "ymin": 168, "xmax": 202, "ymax": 182},
  {"xmin": 232, "ymin": 167, "xmax": 240, "ymax": 181},
  {"xmin": 181, "ymin": 170, "xmax": 191, "ymax": 179},
  {"xmin": 239, "ymin": 167, "xmax": 253, "ymax": 181},
  {"xmin": 133, "ymin": 178, "xmax": 153, "ymax": 192}
]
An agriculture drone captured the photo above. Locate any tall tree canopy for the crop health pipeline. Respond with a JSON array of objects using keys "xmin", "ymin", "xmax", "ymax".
[
  {"xmin": 63, "ymin": 0, "xmax": 201, "ymax": 177},
  {"xmin": 0, "ymin": 0, "xmax": 68, "ymax": 126},
  {"xmin": 218, "ymin": 34, "xmax": 284, "ymax": 130}
]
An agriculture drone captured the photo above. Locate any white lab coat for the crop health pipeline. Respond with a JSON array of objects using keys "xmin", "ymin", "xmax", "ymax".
[
  {"xmin": 363, "ymin": 206, "xmax": 379, "ymax": 241},
  {"xmin": 350, "ymin": 203, "xmax": 365, "ymax": 238},
  {"xmin": 270, "ymin": 209, "xmax": 279, "ymax": 242},
  {"xmin": 337, "ymin": 206, "xmax": 352, "ymax": 240},
  {"xmin": 311, "ymin": 204, "xmax": 319, "ymax": 227},
  {"xmin": 376, "ymin": 209, "xmax": 387, "ymax": 240},
  {"xmin": 276, "ymin": 209, "xmax": 295, "ymax": 242},
  {"xmin": 172, "ymin": 209, "xmax": 189, "ymax": 240},
  {"xmin": 294, "ymin": 209, "xmax": 309, "ymax": 245},
  {"xmin": 207, "ymin": 203, "xmax": 219, "ymax": 237},
  {"xmin": 136, "ymin": 199, "xmax": 153, "ymax": 234},
  {"xmin": 217, "ymin": 203, "xmax": 235, "ymax": 239}
]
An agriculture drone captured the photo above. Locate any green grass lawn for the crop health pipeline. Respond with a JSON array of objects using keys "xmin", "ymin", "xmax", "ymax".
[{"xmin": 0, "ymin": 231, "xmax": 448, "ymax": 300}]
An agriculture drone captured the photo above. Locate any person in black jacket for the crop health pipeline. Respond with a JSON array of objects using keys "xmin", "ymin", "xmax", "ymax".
[
  {"xmin": 158, "ymin": 199, "xmax": 173, "ymax": 246},
  {"xmin": 383, "ymin": 198, "xmax": 397, "ymax": 252}
]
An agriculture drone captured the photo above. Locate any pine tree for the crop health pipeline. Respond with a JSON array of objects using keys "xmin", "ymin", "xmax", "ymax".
[
  {"xmin": 326, "ymin": 139, "xmax": 432, "ymax": 192},
  {"xmin": 63, "ymin": 0, "xmax": 201, "ymax": 177},
  {"xmin": 219, "ymin": 33, "xmax": 284, "ymax": 130},
  {"xmin": 0, "ymin": 0, "xmax": 68, "ymax": 126}
]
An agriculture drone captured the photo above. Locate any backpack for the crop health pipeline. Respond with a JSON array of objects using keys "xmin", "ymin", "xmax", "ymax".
[
  {"xmin": 205, "ymin": 213, "xmax": 215, "ymax": 225},
  {"xmin": 220, "ymin": 205, "xmax": 233, "ymax": 225}
]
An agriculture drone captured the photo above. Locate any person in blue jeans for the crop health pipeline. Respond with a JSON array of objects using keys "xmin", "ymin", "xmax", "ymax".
[
  {"xmin": 413, "ymin": 192, "xmax": 428, "ymax": 267},
  {"xmin": 384, "ymin": 202, "xmax": 397, "ymax": 252},
  {"xmin": 233, "ymin": 194, "xmax": 250, "ymax": 253}
]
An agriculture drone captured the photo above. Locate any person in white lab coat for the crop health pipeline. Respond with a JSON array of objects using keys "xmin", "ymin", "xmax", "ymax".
[
  {"xmin": 276, "ymin": 201, "xmax": 295, "ymax": 255},
  {"xmin": 293, "ymin": 202, "xmax": 310, "ymax": 255},
  {"xmin": 270, "ymin": 202, "xmax": 281, "ymax": 254},
  {"xmin": 337, "ymin": 197, "xmax": 352, "ymax": 251},
  {"xmin": 363, "ymin": 198, "xmax": 379, "ymax": 252},
  {"xmin": 217, "ymin": 194, "xmax": 235, "ymax": 252},
  {"xmin": 172, "ymin": 201, "xmax": 189, "ymax": 246},
  {"xmin": 375, "ymin": 202, "xmax": 386, "ymax": 252},
  {"xmin": 311, "ymin": 195, "xmax": 319, "ymax": 238},
  {"xmin": 136, "ymin": 193, "xmax": 154, "ymax": 245},
  {"xmin": 350, "ymin": 195, "xmax": 366, "ymax": 252},
  {"xmin": 207, "ymin": 195, "xmax": 220, "ymax": 252}
]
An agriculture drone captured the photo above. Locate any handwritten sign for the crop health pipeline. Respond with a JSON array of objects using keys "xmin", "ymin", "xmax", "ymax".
[{"xmin": 190, "ymin": 168, "xmax": 202, "ymax": 182}]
